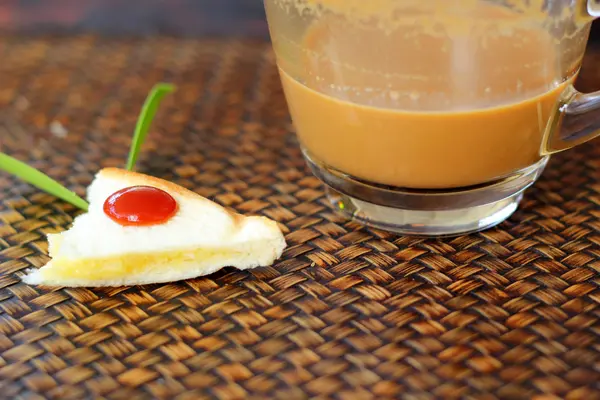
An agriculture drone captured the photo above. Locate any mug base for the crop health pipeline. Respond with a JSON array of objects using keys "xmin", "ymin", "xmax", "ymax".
[
  {"xmin": 326, "ymin": 188, "xmax": 522, "ymax": 237},
  {"xmin": 304, "ymin": 149, "xmax": 548, "ymax": 237}
]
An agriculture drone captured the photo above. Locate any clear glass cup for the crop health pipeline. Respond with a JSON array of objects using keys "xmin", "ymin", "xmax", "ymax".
[{"xmin": 264, "ymin": 0, "xmax": 600, "ymax": 236}]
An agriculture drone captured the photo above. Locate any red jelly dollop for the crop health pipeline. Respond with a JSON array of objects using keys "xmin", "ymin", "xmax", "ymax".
[{"xmin": 103, "ymin": 186, "xmax": 178, "ymax": 226}]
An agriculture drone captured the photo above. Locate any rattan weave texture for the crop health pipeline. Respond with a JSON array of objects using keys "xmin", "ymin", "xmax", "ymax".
[{"xmin": 0, "ymin": 36, "xmax": 599, "ymax": 400}]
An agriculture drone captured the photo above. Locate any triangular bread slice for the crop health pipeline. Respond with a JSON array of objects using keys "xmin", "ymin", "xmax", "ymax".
[{"xmin": 23, "ymin": 168, "xmax": 286, "ymax": 287}]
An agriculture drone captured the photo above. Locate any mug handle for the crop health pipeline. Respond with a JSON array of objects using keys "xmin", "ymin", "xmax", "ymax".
[
  {"xmin": 541, "ymin": 87, "xmax": 600, "ymax": 155},
  {"xmin": 588, "ymin": 0, "xmax": 600, "ymax": 16},
  {"xmin": 542, "ymin": 0, "xmax": 600, "ymax": 155}
]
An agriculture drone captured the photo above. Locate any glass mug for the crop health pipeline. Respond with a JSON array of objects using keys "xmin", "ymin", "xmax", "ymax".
[{"xmin": 264, "ymin": 0, "xmax": 600, "ymax": 236}]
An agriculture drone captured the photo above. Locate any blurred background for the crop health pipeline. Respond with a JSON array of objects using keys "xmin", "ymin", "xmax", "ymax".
[
  {"xmin": 0, "ymin": 0, "xmax": 269, "ymax": 37},
  {"xmin": 0, "ymin": 0, "xmax": 599, "ymax": 40}
]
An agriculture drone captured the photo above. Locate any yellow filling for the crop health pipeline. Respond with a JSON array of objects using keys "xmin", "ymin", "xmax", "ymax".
[{"xmin": 43, "ymin": 248, "xmax": 240, "ymax": 281}]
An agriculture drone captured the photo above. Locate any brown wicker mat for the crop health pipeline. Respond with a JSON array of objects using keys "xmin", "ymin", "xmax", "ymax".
[{"xmin": 0, "ymin": 36, "xmax": 599, "ymax": 400}]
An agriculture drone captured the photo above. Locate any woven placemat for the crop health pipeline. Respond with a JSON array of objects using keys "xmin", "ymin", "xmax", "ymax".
[{"xmin": 0, "ymin": 36, "xmax": 599, "ymax": 400}]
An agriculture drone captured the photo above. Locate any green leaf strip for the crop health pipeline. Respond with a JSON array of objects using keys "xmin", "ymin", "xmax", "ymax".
[
  {"xmin": 126, "ymin": 83, "xmax": 176, "ymax": 171},
  {"xmin": 0, "ymin": 153, "xmax": 89, "ymax": 211}
]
